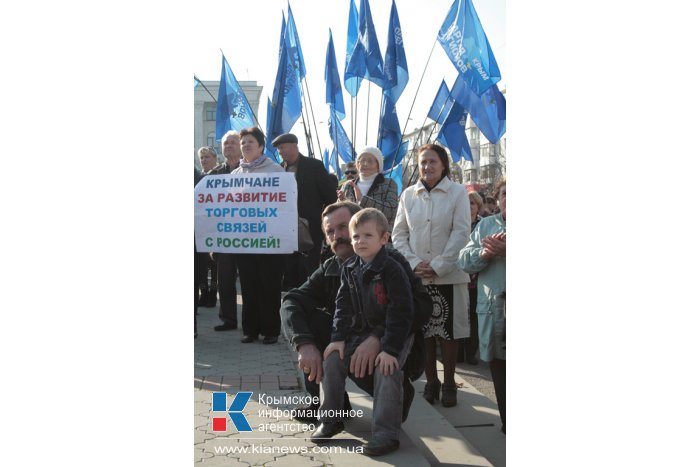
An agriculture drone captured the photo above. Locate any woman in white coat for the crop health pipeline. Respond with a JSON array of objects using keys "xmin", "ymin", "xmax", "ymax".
[{"xmin": 392, "ymin": 143, "xmax": 471, "ymax": 407}]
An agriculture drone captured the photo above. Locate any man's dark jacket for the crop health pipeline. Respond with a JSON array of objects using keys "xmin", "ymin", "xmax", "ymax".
[{"xmin": 283, "ymin": 154, "xmax": 337, "ymax": 247}]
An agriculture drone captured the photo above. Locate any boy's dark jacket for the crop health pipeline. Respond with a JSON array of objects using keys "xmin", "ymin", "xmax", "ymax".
[
  {"xmin": 281, "ymin": 245, "xmax": 430, "ymax": 380},
  {"xmin": 332, "ymin": 246, "xmax": 413, "ymax": 358}
]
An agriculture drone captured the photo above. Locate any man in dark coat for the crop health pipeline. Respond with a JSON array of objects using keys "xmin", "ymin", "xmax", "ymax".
[
  {"xmin": 208, "ymin": 130, "xmax": 242, "ymax": 331},
  {"xmin": 273, "ymin": 133, "xmax": 337, "ymax": 290}
]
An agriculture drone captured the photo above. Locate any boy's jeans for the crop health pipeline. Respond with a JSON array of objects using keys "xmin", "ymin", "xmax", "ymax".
[{"xmin": 320, "ymin": 333, "xmax": 414, "ymax": 441}]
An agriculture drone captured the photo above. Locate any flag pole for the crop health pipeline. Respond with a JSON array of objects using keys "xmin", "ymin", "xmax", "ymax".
[
  {"xmin": 389, "ymin": 40, "xmax": 437, "ymax": 177},
  {"xmin": 365, "ymin": 82, "xmax": 371, "ymax": 146},
  {"xmin": 376, "ymin": 93, "xmax": 385, "ymax": 146},
  {"xmin": 194, "ymin": 74, "xmax": 218, "ymax": 103},
  {"xmin": 299, "ymin": 78, "xmax": 316, "ymax": 158},
  {"xmin": 302, "ymin": 78, "xmax": 323, "ymax": 160}
]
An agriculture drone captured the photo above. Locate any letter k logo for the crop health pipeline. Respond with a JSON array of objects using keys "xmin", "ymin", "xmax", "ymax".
[{"xmin": 211, "ymin": 391, "xmax": 253, "ymax": 432}]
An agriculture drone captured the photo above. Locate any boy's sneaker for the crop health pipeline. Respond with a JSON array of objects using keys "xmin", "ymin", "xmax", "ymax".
[{"xmin": 364, "ymin": 437, "xmax": 400, "ymax": 456}]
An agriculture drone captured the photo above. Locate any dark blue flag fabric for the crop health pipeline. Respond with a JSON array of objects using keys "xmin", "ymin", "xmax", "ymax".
[
  {"xmin": 344, "ymin": 0, "xmax": 360, "ymax": 97},
  {"xmin": 325, "ymin": 30, "xmax": 346, "ymax": 120},
  {"xmin": 328, "ymin": 111, "xmax": 355, "ymax": 163},
  {"xmin": 269, "ymin": 21, "xmax": 303, "ymax": 144},
  {"xmin": 216, "ymin": 54, "xmax": 256, "ymax": 140},
  {"xmin": 437, "ymin": 98, "xmax": 473, "ymax": 162},
  {"xmin": 345, "ymin": 0, "xmax": 385, "ymax": 90},
  {"xmin": 331, "ymin": 147, "xmax": 342, "ymax": 176},
  {"xmin": 427, "ymin": 79, "xmax": 455, "ymax": 125},
  {"xmin": 383, "ymin": 157, "xmax": 405, "ymax": 195},
  {"xmin": 383, "ymin": 0, "xmax": 408, "ymax": 103},
  {"xmin": 322, "ymin": 148, "xmax": 330, "ymax": 172},
  {"xmin": 377, "ymin": 95, "xmax": 406, "ymax": 171},
  {"xmin": 437, "ymin": 0, "xmax": 501, "ymax": 96},
  {"xmin": 286, "ymin": 3, "xmax": 306, "ymax": 80},
  {"xmin": 450, "ymin": 76, "xmax": 505, "ymax": 144},
  {"xmin": 264, "ymin": 98, "xmax": 280, "ymax": 162}
]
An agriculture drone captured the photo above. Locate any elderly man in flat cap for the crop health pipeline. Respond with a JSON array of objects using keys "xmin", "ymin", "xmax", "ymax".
[{"xmin": 273, "ymin": 133, "xmax": 337, "ymax": 290}]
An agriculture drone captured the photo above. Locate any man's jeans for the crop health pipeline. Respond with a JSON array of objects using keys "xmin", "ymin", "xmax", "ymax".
[{"xmin": 320, "ymin": 333, "xmax": 414, "ymax": 441}]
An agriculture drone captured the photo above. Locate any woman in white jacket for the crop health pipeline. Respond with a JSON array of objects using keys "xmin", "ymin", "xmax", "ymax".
[{"xmin": 392, "ymin": 144, "xmax": 471, "ymax": 407}]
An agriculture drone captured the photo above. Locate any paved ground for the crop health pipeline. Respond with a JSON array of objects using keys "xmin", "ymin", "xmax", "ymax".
[{"xmin": 195, "ymin": 294, "xmax": 505, "ymax": 466}]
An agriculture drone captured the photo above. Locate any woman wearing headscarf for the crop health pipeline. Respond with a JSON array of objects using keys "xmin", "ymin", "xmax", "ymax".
[{"xmin": 337, "ymin": 146, "xmax": 399, "ymax": 231}]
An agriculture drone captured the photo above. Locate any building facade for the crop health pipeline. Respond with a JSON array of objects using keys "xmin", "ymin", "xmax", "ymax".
[{"xmin": 194, "ymin": 80, "xmax": 263, "ymax": 168}]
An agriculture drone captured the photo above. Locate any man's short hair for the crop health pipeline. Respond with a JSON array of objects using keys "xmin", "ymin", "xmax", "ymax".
[
  {"xmin": 221, "ymin": 130, "xmax": 240, "ymax": 148},
  {"xmin": 349, "ymin": 208, "xmax": 390, "ymax": 236},
  {"xmin": 321, "ymin": 201, "xmax": 362, "ymax": 223},
  {"xmin": 198, "ymin": 146, "xmax": 217, "ymax": 158}
]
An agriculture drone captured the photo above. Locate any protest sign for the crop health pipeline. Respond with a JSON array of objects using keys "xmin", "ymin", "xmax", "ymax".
[{"xmin": 195, "ymin": 172, "xmax": 298, "ymax": 253}]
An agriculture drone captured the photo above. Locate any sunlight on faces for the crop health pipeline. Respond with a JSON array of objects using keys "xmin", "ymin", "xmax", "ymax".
[
  {"xmin": 323, "ymin": 208, "xmax": 354, "ymax": 260},
  {"xmin": 199, "ymin": 150, "xmax": 217, "ymax": 172},
  {"xmin": 222, "ymin": 134, "xmax": 241, "ymax": 163},
  {"xmin": 240, "ymin": 134, "xmax": 262, "ymax": 161},
  {"xmin": 350, "ymin": 220, "xmax": 389, "ymax": 263},
  {"xmin": 357, "ymin": 153, "xmax": 379, "ymax": 178},
  {"xmin": 277, "ymin": 142, "xmax": 299, "ymax": 165},
  {"xmin": 418, "ymin": 149, "xmax": 444, "ymax": 187}
]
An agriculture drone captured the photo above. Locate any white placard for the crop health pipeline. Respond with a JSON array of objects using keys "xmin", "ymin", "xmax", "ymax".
[{"xmin": 195, "ymin": 172, "xmax": 298, "ymax": 253}]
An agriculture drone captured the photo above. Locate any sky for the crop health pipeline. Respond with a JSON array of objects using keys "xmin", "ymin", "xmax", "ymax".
[{"xmin": 192, "ymin": 0, "xmax": 505, "ymax": 159}]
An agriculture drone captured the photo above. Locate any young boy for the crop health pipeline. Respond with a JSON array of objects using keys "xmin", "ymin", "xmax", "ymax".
[{"xmin": 311, "ymin": 208, "xmax": 414, "ymax": 456}]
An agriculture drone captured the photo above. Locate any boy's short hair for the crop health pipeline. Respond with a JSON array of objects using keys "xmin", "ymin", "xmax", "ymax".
[{"xmin": 349, "ymin": 208, "xmax": 390, "ymax": 236}]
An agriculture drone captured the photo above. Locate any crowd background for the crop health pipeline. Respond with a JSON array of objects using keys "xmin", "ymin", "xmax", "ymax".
[{"xmin": 195, "ymin": 128, "xmax": 506, "ymax": 433}]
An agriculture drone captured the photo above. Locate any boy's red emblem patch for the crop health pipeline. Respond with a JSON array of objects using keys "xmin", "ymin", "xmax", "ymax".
[{"xmin": 374, "ymin": 283, "xmax": 388, "ymax": 305}]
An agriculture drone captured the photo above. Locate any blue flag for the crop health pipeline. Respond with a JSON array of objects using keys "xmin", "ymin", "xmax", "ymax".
[
  {"xmin": 322, "ymin": 148, "xmax": 330, "ymax": 172},
  {"xmin": 437, "ymin": 99, "xmax": 473, "ymax": 162},
  {"xmin": 269, "ymin": 21, "xmax": 303, "ymax": 143},
  {"xmin": 328, "ymin": 111, "xmax": 355, "ymax": 163},
  {"xmin": 344, "ymin": 0, "xmax": 360, "ymax": 97},
  {"xmin": 325, "ymin": 30, "xmax": 346, "ymax": 120},
  {"xmin": 345, "ymin": 0, "xmax": 385, "ymax": 90},
  {"xmin": 450, "ymin": 76, "xmax": 505, "ymax": 144},
  {"xmin": 377, "ymin": 95, "xmax": 406, "ymax": 171},
  {"xmin": 194, "ymin": 75, "xmax": 199, "ymax": 89},
  {"xmin": 286, "ymin": 2, "xmax": 306, "ymax": 80},
  {"xmin": 428, "ymin": 80, "xmax": 454, "ymax": 125},
  {"xmin": 331, "ymin": 147, "xmax": 342, "ymax": 176},
  {"xmin": 264, "ymin": 98, "xmax": 280, "ymax": 162},
  {"xmin": 384, "ymin": 159, "xmax": 404, "ymax": 195},
  {"xmin": 383, "ymin": 0, "xmax": 408, "ymax": 103},
  {"xmin": 216, "ymin": 53, "xmax": 256, "ymax": 140},
  {"xmin": 437, "ymin": 0, "xmax": 501, "ymax": 96}
]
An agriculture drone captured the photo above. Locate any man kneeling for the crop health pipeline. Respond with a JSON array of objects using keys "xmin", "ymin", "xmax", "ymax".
[{"xmin": 311, "ymin": 208, "xmax": 414, "ymax": 457}]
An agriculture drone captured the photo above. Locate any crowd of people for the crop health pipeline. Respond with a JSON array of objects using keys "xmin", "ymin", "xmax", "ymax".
[{"xmin": 194, "ymin": 128, "xmax": 506, "ymax": 455}]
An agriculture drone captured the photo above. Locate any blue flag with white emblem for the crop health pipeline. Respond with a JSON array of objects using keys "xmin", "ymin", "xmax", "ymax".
[
  {"xmin": 345, "ymin": 0, "xmax": 385, "ymax": 90},
  {"xmin": 286, "ymin": 2, "xmax": 306, "ymax": 80},
  {"xmin": 325, "ymin": 30, "xmax": 346, "ymax": 120},
  {"xmin": 437, "ymin": 0, "xmax": 501, "ymax": 96},
  {"xmin": 436, "ymin": 98, "xmax": 473, "ymax": 162},
  {"xmin": 450, "ymin": 76, "xmax": 506, "ymax": 144},
  {"xmin": 344, "ymin": 0, "xmax": 360, "ymax": 96},
  {"xmin": 428, "ymin": 80, "xmax": 454, "ymax": 125},
  {"xmin": 215, "ymin": 53, "xmax": 256, "ymax": 140},
  {"xmin": 264, "ymin": 98, "xmax": 280, "ymax": 162},
  {"xmin": 383, "ymin": 0, "xmax": 408, "ymax": 103},
  {"xmin": 269, "ymin": 20, "xmax": 303, "ymax": 143}
]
